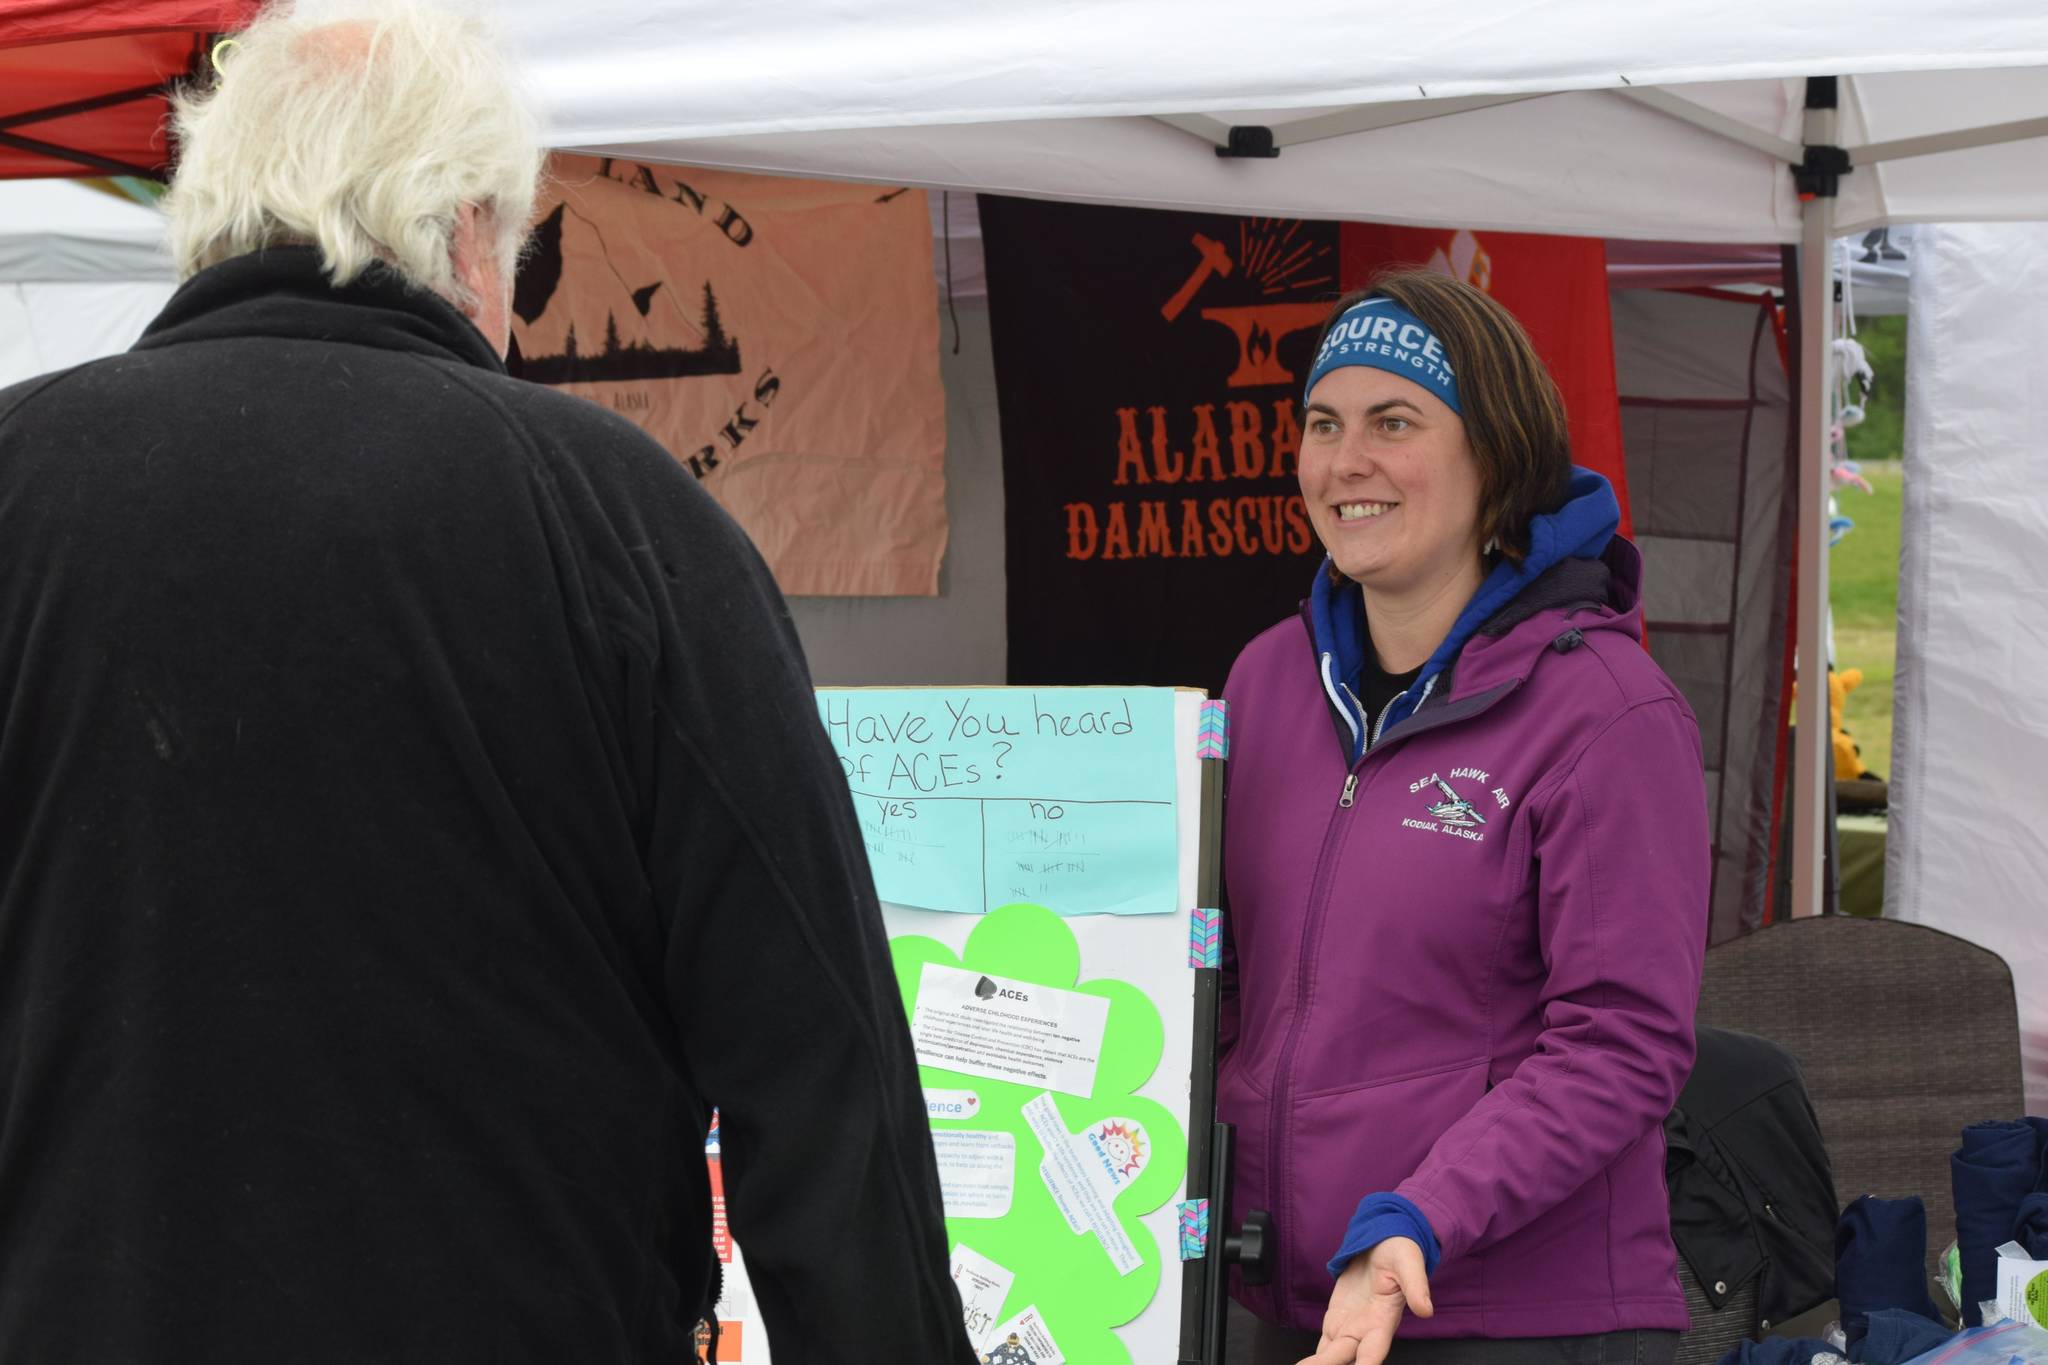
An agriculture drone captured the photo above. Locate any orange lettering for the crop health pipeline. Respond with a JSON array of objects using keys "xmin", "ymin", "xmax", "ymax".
[
  {"xmin": 1064, "ymin": 502, "xmax": 1099, "ymax": 560},
  {"xmin": 1187, "ymin": 405, "xmax": 1225, "ymax": 483},
  {"xmin": 1102, "ymin": 501, "xmax": 1134, "ymax": 560},
  {"xmin": 1150, "ymin": 406, "xmax": 1185, "ymax": 484},
  {"xmin": 1208, "ymin": 500, "xmax": 1235, "ymax": 556},
  {"xmin": 1284, "ymin": 495, "xmax": 1314, "ymax": 554},
  {"xmin": 1135, "ymin": 500, "xmax": 1175, "ymax": 557},
  {"xmin": 1233, "ymin": 497, "xmax": 1260, "ymax": 556},
  {"xmin": 1114, "ymin": 408, "xmax": 1150, "ymax": 486},
  {"xmin": 1180, "ymin": 498, "xmax": 1208, "ymax": 557},
  {"xmin": 1227, "ymin": 401, "xmax": 1267, "ymax": 479},
  {"xmin": 1270, "ymin": 399, "xmax": 1302, "ymax": 478},
  {"xmin": 1258, "ymin": 496, "xmax": 1285, "ymax": 553}
]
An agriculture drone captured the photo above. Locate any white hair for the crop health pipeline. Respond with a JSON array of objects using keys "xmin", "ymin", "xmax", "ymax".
[{"xmin": 162, "ymin": 0, "xmax": 543, "ymax": 306}]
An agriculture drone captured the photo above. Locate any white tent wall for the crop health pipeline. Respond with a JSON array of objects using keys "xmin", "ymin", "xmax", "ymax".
[
  {"xmin": 1889, "ymin": 222, "xmax": 2048, "ymax": 1111},
  {"xmin": 0, "ymin": 178, "xmax": 168, "ymax": 283},
  {"xmin": 0, "ymin": 179, "xmax": 176, "ymax": 390},
  {"xmin": 785, "ymin": 296, "xmax": 1006, "ymax": 684},
  {"xmin": 0, "ymin": 280, "xmax": 177, "ymax": 386}
]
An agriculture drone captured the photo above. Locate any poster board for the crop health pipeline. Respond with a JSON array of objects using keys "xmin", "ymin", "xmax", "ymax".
[{"xmin": 705, "ymin": 687, "xmax": 1218, "ymax": 1364}]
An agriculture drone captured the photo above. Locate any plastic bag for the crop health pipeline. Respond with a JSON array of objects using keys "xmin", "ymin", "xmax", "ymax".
[
  {"xmin": 1900, "ymin": 1318, "xmax": 2048, "ymax": 1365},
  {"xmin": 1940, "ymin": 1242, "xmax": 1964, "ymax": 1313}
]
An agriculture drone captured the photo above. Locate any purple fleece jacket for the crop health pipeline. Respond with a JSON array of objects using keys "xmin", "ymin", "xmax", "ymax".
[{"xmin": 1219, "ymin": 538, "xmax": 1709, "ymax": 1338}]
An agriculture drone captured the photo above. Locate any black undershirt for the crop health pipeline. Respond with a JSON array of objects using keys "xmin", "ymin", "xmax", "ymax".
[{"xmin": 1355, "ymin": 651, "xmax": 1425, "ymax": 742}]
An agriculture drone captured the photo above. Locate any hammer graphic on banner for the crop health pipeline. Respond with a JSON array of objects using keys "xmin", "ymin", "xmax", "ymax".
[{"xmin": 1161, "ymin": 233, "xmax": 1234, "ymax": 322}]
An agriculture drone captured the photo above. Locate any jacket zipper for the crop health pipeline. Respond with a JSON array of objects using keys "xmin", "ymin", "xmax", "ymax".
[
  {"xmin": 1370, "ymin": 675, "xmax": 1435, "ymax": 751},
  {"xmin": 1339, "ymin": 676, "xmax": 1437, "ymax": 806},
  {"xmin": 1269, "ymin": 750, "xmax": 1369, "ymax": 1300},
  {"xmin": 1268, "ymin": 667, "xmax": 1509, "ymax": 1305}
]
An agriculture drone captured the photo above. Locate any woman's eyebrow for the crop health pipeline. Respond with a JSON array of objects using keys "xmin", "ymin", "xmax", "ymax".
[{"xmin": 1305, "ymin": 398, "xmax": 1425, "ymax": 418}]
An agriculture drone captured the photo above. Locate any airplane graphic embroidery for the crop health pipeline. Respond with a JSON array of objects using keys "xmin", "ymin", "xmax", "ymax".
[{"xmin": 1426, "ymin": 778, "xmax": 1487, "ymax": 828}]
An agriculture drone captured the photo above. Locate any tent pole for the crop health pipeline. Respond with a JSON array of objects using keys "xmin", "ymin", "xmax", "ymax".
[
  {"xmin": 1790, "ymin": 86, "xmax": 1839, "ymax": 920},
  {"xmin": 1855, "ymin": 116, "xmax": 2048, "ymax": 166}
]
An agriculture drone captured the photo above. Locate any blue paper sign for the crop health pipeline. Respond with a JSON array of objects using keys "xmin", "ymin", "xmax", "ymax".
[{"xmin": 815, "ymin": 687, "xmax": 1179, "ymax": 916}]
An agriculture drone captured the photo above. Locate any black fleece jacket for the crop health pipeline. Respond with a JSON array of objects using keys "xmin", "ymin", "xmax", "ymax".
[{"xmin": 0, "ymin": 248, "xmax": 970, "ymax": 1364}]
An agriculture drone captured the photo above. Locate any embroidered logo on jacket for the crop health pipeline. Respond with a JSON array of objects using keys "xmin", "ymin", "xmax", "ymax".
[
  {"xmin": 1426, "ymin": 777, "xmax": 1486, "ymax": 828},
  {"xmin": 1403, "ymin": 769, "xmax": 1513, "ymax": 843}
]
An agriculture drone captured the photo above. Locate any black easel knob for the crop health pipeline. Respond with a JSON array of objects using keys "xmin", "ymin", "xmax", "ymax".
[{"xmin": 1225, "ymin": 1209, "xmax": 1274, "ymax": 1286}]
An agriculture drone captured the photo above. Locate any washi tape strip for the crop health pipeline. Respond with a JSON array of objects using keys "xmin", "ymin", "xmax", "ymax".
[
  {"xmin": 1178, "ymin": 1199, "xmax": 1211, "ymax": 1260},
  {"xmin": 1197, "ymin": 699, "xmax": 1229, "ymax": 760},
  {"xmin": 1188, "ymin": 906, "xmax": 1222, "ymax": 969}
]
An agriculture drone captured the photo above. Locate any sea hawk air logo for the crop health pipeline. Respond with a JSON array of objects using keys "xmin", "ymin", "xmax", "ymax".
[
  {"xmin": 1403, "ymin": 768, "xmax": 1513, "ymax": 843},
  {"xmin": 1425, "ymin": 777, "xmax": 1486, "ymax": 829}
]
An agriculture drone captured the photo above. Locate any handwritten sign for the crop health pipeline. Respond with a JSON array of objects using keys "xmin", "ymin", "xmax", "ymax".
[{"xmin": 815, "ymin": 688, "xmax": 1179, "ymax": 916}]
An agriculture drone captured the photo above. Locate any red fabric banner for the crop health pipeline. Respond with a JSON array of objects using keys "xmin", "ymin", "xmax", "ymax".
[{"xmin": 1341, "ymin": 225, "xmax": 1632, "ymax": 536}]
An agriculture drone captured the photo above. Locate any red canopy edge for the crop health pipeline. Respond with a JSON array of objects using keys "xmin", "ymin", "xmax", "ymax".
[
  {"xmin": 0, "ymin": 1, "xmax": 259, "ymax": 180},
  {"xmin": 0, "ymin": 1, "xmax": 254, "ymax": 49}
]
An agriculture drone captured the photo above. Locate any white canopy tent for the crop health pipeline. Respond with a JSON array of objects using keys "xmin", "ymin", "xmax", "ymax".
[
  {"xmin": 0, "ymin": 178, "xmax": 175, "ymax": 387},
  {"xmin": 499, "ymin": 2, "xmax": 2048, "ymax": 239},
  {"xmin": 489, "ymin": 0, "xmax": 2048, "ymax": 921}
]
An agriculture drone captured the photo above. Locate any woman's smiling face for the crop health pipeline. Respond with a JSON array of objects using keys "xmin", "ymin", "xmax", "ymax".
[{"xmin": 1298, "ymin": 364, "xmax": 1485, "ymax": 593}]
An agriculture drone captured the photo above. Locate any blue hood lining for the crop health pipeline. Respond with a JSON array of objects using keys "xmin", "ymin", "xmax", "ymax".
[{"xmin": 1310, "ymin": 467, "xmax": 1622, "ymax": 765}]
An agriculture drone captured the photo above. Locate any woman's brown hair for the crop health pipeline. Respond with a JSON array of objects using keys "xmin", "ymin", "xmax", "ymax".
[{"xmin": 1313, "ymin": 269, "xmax": 1572, "ymax": 568}]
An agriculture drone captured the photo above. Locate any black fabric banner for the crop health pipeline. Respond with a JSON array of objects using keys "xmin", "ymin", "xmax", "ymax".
[{"xmin": 981, "ymin": 195, "xmax": 1337, "ymax": 692}]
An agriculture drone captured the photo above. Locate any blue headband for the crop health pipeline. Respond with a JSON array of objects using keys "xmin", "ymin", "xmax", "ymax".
[{"xmin": 1303, "ymin": 297, "xmax": 1461, "ymax": 415}]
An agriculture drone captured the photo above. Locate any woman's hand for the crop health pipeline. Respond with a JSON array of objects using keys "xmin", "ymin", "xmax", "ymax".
[{"xmin": 1297, "ymin": 1235, "xmax": 1434, "ymax": 1365}]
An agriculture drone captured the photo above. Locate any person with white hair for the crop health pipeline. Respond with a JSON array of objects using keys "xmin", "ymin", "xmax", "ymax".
[{"xmin": 0, "ymin": 3, "xmax": 974, "ymax": 1362}]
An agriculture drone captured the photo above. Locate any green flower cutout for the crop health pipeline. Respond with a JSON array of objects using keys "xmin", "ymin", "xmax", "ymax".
[{"xmin": 892, "ymin": 902, "xmax": 1186, "ymax": 1365}]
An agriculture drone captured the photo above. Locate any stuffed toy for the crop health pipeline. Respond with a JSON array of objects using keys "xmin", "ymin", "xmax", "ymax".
[
  {"xmin": 1829, "ymin": 667, "xmax": 1873, "ymax": 781},
  {"xmin": 1789, "ymin": 668, "xmax": 1877, "ymax": 782}
]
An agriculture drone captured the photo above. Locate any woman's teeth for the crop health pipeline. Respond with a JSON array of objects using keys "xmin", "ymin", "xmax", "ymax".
[{"xmin": 1336, "ymin": 502, "xmax": 1394, "ymax": 522}]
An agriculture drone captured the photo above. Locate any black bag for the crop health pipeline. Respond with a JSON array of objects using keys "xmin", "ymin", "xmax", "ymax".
[{"xmin": 1666, "ymin": 1026, "xmax": 1839, "ymax": 1326}]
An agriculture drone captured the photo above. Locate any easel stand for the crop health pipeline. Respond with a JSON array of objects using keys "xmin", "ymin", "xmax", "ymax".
[
  {"xmin": 1199, "ymin": 1121, "xmax": 1273, "ymax": 1361},
  {"xmin": 1178, "ymin": 711, "xmax": 1274, "ymax": 1363}
]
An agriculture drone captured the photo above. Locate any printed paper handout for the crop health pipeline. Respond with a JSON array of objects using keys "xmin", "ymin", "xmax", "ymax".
[
  {"xmin": 931, "ymin": 1129, "xmax": 1016, "ymax": 1219},
  {"xmin": 983, "ymin": 1305, "xmax": 1067, "ymax": 1365},
  {"xmin": 1022, "ymin": 1093, "xmax": 1146, "ymax": 1276},
  {"xmin": 950, "ymin": 1243, "xmax": 1016, "ymax": 1350},
  {"xmin": 911, "ymin": 963, "xmax": 1109, "ymax": 1098}
]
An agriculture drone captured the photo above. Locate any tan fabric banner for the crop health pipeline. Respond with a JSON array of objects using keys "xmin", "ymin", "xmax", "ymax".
[{"xmin": 509, "ymin": 155, "xmax": 948, "ymax": 596}]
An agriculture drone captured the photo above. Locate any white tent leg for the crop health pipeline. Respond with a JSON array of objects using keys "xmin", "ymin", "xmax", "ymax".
[{"xmin": 1790, "ymin": 107, "xmax": 1838, "ymax": 920}]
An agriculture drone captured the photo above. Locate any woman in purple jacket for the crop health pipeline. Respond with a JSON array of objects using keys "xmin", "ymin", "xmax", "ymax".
[{"xmin": 1220, "ymin": 272, "xmax": 1710, "ymax": 1365}]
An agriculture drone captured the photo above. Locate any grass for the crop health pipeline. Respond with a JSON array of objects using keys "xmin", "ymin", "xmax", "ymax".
[
  {"xmin": 1831, "ymin": 460, "xmax": 1901, "ymax": 779},
  {"xmin": 1829, "ymin": 311, "xmax": 1907, "ymax": 782}
]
